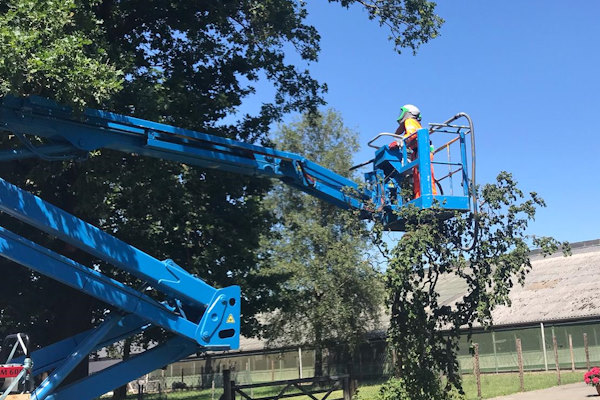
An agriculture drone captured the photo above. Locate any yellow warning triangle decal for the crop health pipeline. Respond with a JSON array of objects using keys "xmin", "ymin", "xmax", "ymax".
[{"xmin": 226, "ymin": 314, "xmax": 235, "ymax": 324}]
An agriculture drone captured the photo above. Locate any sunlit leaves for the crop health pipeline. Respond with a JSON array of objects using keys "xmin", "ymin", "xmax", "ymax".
[
  {"xmin": 332, "ymin": 0, "xmax": 443, "ymax": 54},
  {"xmin": 378, "ymin": 172, "xmax": 569, "ymax": 399},
  {"xmin": 0, "ymin": 0, "xmax": 122, "ymax": 108}
]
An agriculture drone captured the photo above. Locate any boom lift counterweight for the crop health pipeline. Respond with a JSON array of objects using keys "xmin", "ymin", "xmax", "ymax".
[{"xmin": 0, "ymin": 96, "xmax": 475, "ymax": 399}]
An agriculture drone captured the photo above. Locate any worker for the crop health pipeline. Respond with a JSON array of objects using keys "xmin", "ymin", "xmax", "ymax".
[{"xmin": 389, "ymin": 104, "xmax": 437, "ymax": 199}]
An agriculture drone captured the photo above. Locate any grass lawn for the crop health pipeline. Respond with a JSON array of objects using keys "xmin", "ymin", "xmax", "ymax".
[
  {"xmin": 354, "ymin": 370, "xmax": 586, "ymax": 400},
  {"xmin": 461, "ymin": 370, "xmax": 584, "ymax": 399},
  {"xmin": 124, "ymin": 370, "xmax": 585, "ymax": 399}
]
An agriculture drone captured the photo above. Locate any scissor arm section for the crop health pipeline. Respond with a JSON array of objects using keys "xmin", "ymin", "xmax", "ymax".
[
  {"xmin": 0, "ymin": 177, "xmax": 216, "ymax": 308},
  {"xmin": 44, "ymin": 336, "xmax": 199, "ymax": 400}
]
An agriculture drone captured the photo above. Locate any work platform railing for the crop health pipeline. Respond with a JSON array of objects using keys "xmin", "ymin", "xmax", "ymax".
[
  {"xmin": 362, "ymin": 113, "xmax": 475, "ymax": 228},
  {"xmin": 429, "ymin": 113, "xmax": 475, "ymax": 200}
]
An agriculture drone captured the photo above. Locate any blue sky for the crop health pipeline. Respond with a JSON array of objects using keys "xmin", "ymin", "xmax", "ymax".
[{"xmin": 281, "ymin": 0, "xmax": 599, "ymax": 244}]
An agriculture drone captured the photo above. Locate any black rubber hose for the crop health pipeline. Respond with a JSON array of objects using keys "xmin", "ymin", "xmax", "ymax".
[{"xmin": 456, "ymin": 112, "xmax": 478, "ymax": 251}]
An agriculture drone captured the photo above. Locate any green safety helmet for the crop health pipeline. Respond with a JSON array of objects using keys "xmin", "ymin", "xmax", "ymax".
[{"xmin": 397, "ymin": 104, "xmax": 422, "ymax": 123}]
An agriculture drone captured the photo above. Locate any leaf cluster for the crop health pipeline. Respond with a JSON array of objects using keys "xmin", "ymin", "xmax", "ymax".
[
  {"xmin": 377, "ymin": 171, "xmax": 569, "ymax": 399},
  {"xmin": 0, "ymin": 0, "xmax": 122, "ymax": 107},
  {"xmin": 333, "ymin": 0, "xmax": 443, "ymax": 54}
]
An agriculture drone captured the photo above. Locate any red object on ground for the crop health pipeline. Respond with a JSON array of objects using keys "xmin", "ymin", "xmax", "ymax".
[{"xmin": 583, "ymin": 367, "xmax": 600, "ymax": 386}]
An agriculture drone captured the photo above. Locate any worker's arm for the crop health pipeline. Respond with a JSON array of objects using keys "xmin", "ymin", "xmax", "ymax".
[{"xmin": 390, "ymin": 118, "xmax": 422, "ymax": 149}]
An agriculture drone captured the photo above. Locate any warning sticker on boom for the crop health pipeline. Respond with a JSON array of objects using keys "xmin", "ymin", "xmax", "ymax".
[
  {"xmin": 0, "ymin": 366, "xmax": 23, "ymax": 378},
  {"xmin": 226, "ymin": 314, "xmax": 235, "ymax": 324}
]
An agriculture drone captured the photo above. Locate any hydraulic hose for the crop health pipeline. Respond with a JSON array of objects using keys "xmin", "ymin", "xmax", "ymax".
[
  {"xmin": 457, "ymin": 112, "xmax": 478, "ymax": 251},
  {"xmin": 455, "ymin": 113, "xmax": 477, "ymax": 214}
]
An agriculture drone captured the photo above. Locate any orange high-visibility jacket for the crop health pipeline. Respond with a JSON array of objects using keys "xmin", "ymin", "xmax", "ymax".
[
  {"xmin": 401, "ymin": 118, "xmax": 422, "ymax": 143},
  {"xmin": 393, "ymin": 118, "xmax": 437, "ymax": 198}
]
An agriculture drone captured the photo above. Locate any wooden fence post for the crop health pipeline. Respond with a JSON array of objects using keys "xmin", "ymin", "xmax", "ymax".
[
  {"xmin": 343, "ymin": 375, "xmax": 352, "ymax": 400},
  {"xmin": 473, "ymin": 343, "xmax": 482, "ymax": 400},
  {"xmin": 569, "ymin": 334, "xmax": 575, "ymax": 372},
  {"xmin": 584, "ymin": 333, "xmax": 590, "ymax": 370},
  {"xmin": 516, "ymin": 338, "xmax": 524, "ymax": 392},
  {"xmin": 271, "ymin": 358, "xmax": 275, "ymax": 381},
  {"xmin": 223, "ymin": 369, "xmax": 232, "ymax": 400},
  {"xmin": 553, "ymin": 335, "xmax": 561, "ymax": 385}
]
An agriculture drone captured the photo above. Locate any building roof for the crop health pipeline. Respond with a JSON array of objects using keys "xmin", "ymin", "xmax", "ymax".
[
  {"xmin": 234, "ymin": 239, "xmax": 600, "ymax": 353},
  {"xmin": 489, "ymin": 239, "xmax": 600, "ymax": 326},
  {"xmin": 435, "ymin": 239, "xmax": 600, "ymax": 328}
]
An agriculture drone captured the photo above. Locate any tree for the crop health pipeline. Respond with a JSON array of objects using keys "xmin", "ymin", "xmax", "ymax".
[
  {"xmin": 375, "ymin": 172, "xmax": 570, "ymax": 400},
  {"xmin": 0, "ymin": 0, "xmax": 443, "ymax": 393},
  {"xmin": 261, "ymin": 110, "xmax": 384, "ymax": 377}
]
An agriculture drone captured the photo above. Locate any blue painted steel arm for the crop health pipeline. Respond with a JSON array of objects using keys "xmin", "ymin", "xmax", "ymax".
[
  {"xmin": 0, "ymin": 175, "xmax": 240, "ymax": 348},
  {"xmin": 12, "ymin": 314, "xmax": 149, "ymax": 375},
  {"xmin": 0, "ymin": 224, "xmax": 238, "ymax": 348},
  {"xmin": 44, "ymin": 336, "xmax": 199, "ymax": 400},
  {"xmin": 0, "ymin": 177, "xmax": 217, "ymax": 309},
  {"xmin": 0, "ymin": 95, "xmax": 370, "ymax": 212},
  {"xmin": 33, "ymin": 315, "xmax": 122, "ymax": 400}
]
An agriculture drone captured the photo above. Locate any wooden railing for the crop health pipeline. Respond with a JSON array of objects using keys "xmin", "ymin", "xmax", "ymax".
[{"xmin": 222, "ymin": 370, "xmax": 352, "ymax": 400}]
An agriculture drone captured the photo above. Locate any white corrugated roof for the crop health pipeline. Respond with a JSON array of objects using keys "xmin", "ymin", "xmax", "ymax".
[
  {"xmin": 236, "ymin": 239, "xmax": 600, "ymax": 351},
  {"xmin": 489, "ymin": 241, "xmax": 600, "ymax": 325},
  {"xmin": 433, "ymin": 239, "xmax": 600, "ymax": 327}
]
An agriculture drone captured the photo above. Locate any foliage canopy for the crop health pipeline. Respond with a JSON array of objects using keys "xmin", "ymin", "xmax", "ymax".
[
  {"xmin": 261, "ymin": 110, "xmax": 384, "ymax": 376},
  {"xmin": 0, "ymin": 0, "xmax": 443, "ymax": 349},
  {"xmin": 375, "ymin": 172, "xmax": 570, "ymax": 399}
]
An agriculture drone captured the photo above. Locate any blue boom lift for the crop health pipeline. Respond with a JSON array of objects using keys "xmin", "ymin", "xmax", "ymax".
[{"xmin": 0, "ymin": 95, "xmax": 475, "ymax": 399}]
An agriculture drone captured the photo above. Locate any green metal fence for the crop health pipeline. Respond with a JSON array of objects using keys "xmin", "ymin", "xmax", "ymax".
[
  {"xmin": 457, "ymin": 320, "xmax": 600, "ymax": 373},
  {"xmin": 102, "ymin": 319, "xmax": 600, "ymax": 393}
]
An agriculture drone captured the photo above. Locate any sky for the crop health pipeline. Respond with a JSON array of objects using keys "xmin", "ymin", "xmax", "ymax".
[{"xmin": 273, "ymin": 0, "xmax": 600, "ymax": 244}]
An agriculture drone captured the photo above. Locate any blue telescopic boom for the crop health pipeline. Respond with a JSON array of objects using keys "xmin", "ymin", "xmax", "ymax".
[{"xmin": 0, "ymin": 95, "xmax": 474, "ymax": 399}]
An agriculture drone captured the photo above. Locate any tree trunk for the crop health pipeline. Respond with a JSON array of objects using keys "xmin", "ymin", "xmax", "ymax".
[
  {"xmin": 314, "ymin": 324, "xmax": 324, "ymax": 378},
  {"xmin": 314, "ymin": 343, "xmax": 323, "ymax": 378},
  {"xmin": 112, "ymin": 338, "xmax": 132, "ymax": 399}
]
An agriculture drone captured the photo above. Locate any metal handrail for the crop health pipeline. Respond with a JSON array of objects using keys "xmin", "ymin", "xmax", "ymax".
[
  {"xmin": 429, "ymin": 112, "xmax": 473, "ymax": 134},
  {"xmin": 432, "ymin": 161, "xmax": 463, "ymax": 167},
  {"xmin": 429, "ymin": 123, "xmax": 471, "ymax": 132},
  {"xmin": 367, "ymin": 132, "xmax": 404, "ymax": 149}
]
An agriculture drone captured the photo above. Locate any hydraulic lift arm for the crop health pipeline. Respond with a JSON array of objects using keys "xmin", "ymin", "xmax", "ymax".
[{"xmin": 0, "ymin": 95, "xmax": 475, "ymax": 399}]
